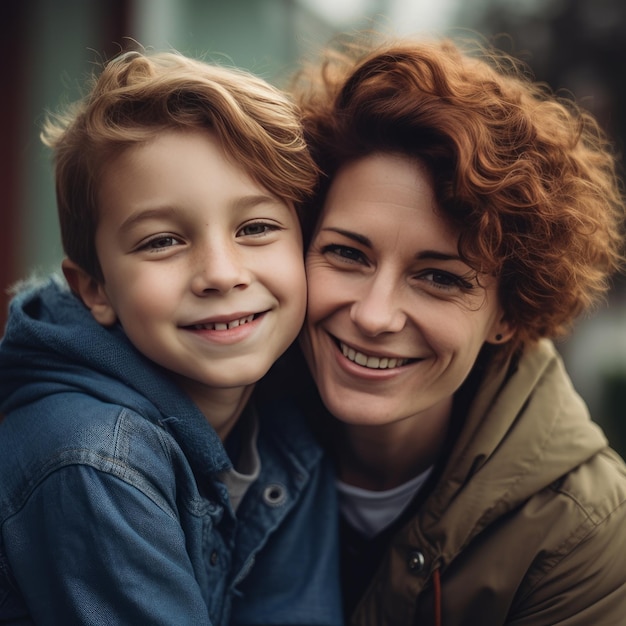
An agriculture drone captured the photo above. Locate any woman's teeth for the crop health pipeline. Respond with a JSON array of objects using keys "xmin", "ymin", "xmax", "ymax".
[
  {"xmin": 340, "ymin": 342, "xmax": 408, "ymax": 369},
  {"xmin": 190, "ymin": 314, "xmax": 255, "ymax": 331}
]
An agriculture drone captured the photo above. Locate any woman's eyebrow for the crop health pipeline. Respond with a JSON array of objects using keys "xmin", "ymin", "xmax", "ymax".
[
  {"xmin": 320, "ymin": 227, "xmax": 372, "ymax": 247},
  {"xmin": 320, "ymin": 227, "xmax": 462, "ymax": 261},
  {"xmin": 416, "ymin": 250, "xmax": 462, "ymax": 262}
]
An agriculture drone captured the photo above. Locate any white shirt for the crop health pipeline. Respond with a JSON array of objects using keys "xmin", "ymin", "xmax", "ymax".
[
  {"xmin": 337, "ymin": 467, "xmax": 433, "ymax": 538},
  {"xmin": 218, "ymin": 411, "xmax": 260, "ymax": 512}
]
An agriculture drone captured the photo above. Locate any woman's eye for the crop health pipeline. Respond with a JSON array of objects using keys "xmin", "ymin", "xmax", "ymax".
[
  {"xmin": 420, "ymin": 270, "xmax": 473, "ymax": 290},
  {"xmin": 322, "ymin": 244, "xmax": 367, "ymax": 264},
  {"xmin": 237, "ymin": 222, "xmax": 278, "ymax": 237}
]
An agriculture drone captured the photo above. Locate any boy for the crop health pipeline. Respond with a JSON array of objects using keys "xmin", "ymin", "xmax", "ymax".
[{"xmin": 0, "ymin": 50, "xmax": 341, "ymax": 625}]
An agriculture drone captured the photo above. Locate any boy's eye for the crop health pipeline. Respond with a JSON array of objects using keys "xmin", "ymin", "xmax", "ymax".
[
  {"xmin": 138, "ymin": 235, "xmax": 183, "ymax": 252},
  {"xmin": 237, "ymin": 222, "xmax": 279, "ymax": 237}
]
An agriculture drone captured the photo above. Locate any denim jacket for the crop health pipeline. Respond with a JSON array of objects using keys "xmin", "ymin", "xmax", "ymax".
[{"xmin": 0, "ymin": 277, "xmax": 342, "ymax": 625}]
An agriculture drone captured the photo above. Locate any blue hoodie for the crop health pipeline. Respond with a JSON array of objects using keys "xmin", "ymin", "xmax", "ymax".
[{"xmin": 0, "ymin": 276, "xmax": 342, "ymax": 625}]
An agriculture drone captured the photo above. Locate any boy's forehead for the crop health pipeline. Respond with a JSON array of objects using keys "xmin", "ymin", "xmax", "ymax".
[{"xmin": 94, "ymin": 129, "xmax": 296, "ymax": 226}]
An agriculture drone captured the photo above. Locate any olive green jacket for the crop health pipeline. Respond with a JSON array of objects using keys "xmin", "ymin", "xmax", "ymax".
[{"xmin": 351, "ymin": 339, "xmax": 626, "ymax": 626}]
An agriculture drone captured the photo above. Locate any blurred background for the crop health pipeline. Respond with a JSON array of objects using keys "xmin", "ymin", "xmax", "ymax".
[{"xmin": 2, "ymin": 0, "xmax": 625, "ymax": 454}]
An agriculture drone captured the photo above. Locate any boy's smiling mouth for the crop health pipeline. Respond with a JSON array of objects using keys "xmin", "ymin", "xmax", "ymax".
[{"xmin": 185, "ymin": 312, "xmax": 264, "ymax": 331}]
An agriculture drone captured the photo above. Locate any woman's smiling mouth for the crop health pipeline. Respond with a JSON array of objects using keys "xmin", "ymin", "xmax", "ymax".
[{"xmin": 337, "ymin": 339, "xmax": 415, "ymax": 370}]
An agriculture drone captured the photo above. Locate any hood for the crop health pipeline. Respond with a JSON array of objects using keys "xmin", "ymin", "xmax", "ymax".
[
  {"xmin": 420, "ymin": 338, "xmax": 607, "ymax": 559},
  {"xmin": 0, "ymin": 275, "xmax": 229, "ymax": 474}
]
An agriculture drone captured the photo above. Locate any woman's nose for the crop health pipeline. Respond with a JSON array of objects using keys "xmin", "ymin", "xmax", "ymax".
[
  {"xmin": 349, "ymin": 274, "xmax": 407, "ymax": 336},
  {"xmin": 190, "ymin": 239, "xmax": 251, "ymax": 295}
]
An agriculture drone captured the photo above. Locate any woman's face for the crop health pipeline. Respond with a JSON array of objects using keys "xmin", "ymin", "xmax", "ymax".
[{"xmin": 301, "ymin": 152, "xmax": 511, "ymax": 428}]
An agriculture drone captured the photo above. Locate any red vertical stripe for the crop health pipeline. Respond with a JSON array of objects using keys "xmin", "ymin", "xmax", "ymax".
[{"xmin": 0, "ymin": 2, "xmax": 27, "ymax": 332}]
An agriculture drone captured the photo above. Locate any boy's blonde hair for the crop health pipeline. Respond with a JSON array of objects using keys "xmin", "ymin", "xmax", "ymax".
[{"xmin": 42, "ymin": 50, "xmax": 318, "ymax": 281}]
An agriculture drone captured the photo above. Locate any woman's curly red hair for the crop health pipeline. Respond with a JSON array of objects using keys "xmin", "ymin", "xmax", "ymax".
[{"xmin": 293, "ymin": 36, "xmax": 626, "ymax": 355}]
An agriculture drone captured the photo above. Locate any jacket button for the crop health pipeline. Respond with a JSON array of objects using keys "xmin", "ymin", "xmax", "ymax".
[
  {"xmin": 210, "ymin": 550, "xmax": 219, "ymax": 566},
  {"xmin": 263, "ymin": 483, "xmax": 287, "ymax": 506},
  {"xmin": 407, "ymin": 550, "xmax": 425, "ymax": 573}
]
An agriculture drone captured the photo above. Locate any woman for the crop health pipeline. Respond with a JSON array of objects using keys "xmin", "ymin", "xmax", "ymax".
[{"xmin": 291, "ymin": 36, "xmax": 626, "ymax": 625}]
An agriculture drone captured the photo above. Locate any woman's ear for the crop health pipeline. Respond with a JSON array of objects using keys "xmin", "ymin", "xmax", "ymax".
[
  {"xmin": 486, "ymin": 315, "xmax": 515, "ymax": 345},
  {"xmin": 62, "ymin": 258, "xmax": 117, "ymax": 327}
]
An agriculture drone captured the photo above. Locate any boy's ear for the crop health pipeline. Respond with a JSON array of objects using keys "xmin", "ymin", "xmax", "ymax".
[{"xmin": 62, "ymin": 258, "xmax": 117, "ymax": 327}]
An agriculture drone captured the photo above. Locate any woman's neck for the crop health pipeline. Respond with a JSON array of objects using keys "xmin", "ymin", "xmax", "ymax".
[{"xmin": 336, "ymin": 396, "xmax": 453, "ymax": 491}]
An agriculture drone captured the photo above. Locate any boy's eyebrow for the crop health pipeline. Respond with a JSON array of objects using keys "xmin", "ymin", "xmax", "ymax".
[
  {"xmin": 320, "ymin": 226, "xmax": 462, "ymax": 261},
  {"xmin": 118, "ymin": 206, "xmax": 177, "ymax": 234},
  {"xmin": 118, "ymin": 194, "xmax": 286, "ymax": 233},
  {"xmin": 233, "ymin": 193, "xmax": 286, "ymax": 211}
]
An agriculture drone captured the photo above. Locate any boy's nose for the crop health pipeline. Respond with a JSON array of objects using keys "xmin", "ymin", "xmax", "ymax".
[{"xmin": 191, "ymin": 240, "xmax": 251, "ymax": 295}]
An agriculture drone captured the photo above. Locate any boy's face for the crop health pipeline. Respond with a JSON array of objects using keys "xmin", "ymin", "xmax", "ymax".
[{"xmin": 90, "ymin": 129, "xmax": 306, "ymax": 407}]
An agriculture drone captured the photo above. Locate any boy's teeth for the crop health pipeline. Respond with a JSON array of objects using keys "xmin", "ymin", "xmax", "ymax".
[
  {"xmin": 193, "ymin": 314, "xmax": 255, "ymax": 330},
  {"xmin": 340, "ymin": 342, "xmax": 407, "ymax": 369}
]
